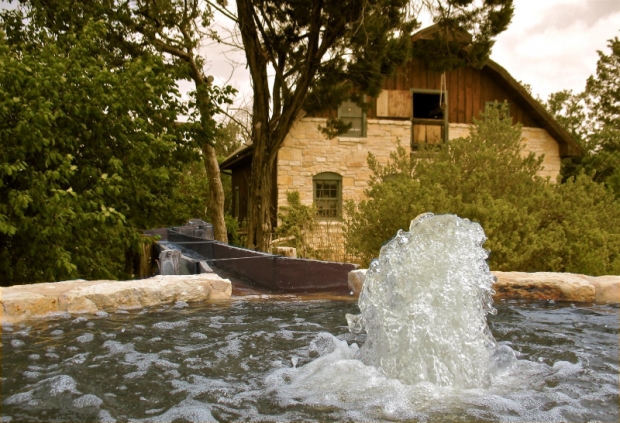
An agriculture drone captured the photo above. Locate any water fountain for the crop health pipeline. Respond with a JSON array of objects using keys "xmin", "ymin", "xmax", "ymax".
[
  {"xmin": 350, "ymin": 213, "xmax": 498, "ymax": 388},
  {"xmin": 2, "ymin": 214, "xmax": 618, "ymax": 422}
]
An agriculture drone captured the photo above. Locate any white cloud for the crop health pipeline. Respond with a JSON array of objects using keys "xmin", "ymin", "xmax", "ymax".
[{"xmin": 492, "ymin": 0, "xmax": 620, "ymax": 99}]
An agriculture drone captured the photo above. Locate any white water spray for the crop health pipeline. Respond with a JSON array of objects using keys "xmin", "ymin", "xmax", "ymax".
[{"xmin": 348, "ymin": 213, "xmax": 498, "ymax": 388}]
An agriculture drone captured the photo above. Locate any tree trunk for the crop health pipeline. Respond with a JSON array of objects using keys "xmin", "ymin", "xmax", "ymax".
[
  {"xmin": 201, "ymin": 142, "xmax": 228, "ymax": 243},
  {"xmin": 246, "ymin": 131, "xmax": 275, "ymax": 251}
]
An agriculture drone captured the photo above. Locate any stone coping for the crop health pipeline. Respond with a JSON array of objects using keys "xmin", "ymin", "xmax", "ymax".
[
  {"xmin": 0, "ymin": 274, "xmax": 232, "ymax": 324},
  {"xmin": 348, "ymin": 270, "xmax": 619, "ymax": 304},
  {"xmin": 3, "ymin": 271, "xmax": 617, "ymax": 325}
]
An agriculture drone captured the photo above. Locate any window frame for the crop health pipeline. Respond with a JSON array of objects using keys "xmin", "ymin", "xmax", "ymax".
[
  {"xmin": 338, "ymin": 99, "xmax": 366, "ymax": 138},
  {"xmin": 313, "ymin": 172, "xmax": 343, "ymax": 220},
  {"xmin": 485, "ymin": 100, "xmax": 511, "ymax": 120},
  {"xmin": 410, "ymin": 88, "xmax": 449, "ymax": 150}
]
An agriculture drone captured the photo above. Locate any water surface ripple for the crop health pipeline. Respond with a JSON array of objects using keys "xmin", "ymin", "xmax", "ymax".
[{"xmin": 1, "ymin": 299, "xmax": 618, "ymax": 422}]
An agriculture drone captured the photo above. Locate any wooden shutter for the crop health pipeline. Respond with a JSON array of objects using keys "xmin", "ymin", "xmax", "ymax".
[{"xmin": 376, "ymin": 90, "xmax": 412, "ymax": 118}]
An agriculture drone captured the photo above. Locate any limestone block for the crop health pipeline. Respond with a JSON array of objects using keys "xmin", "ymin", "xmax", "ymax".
[
  {"xmin": 347, "ymin": 162, "xmax": 364, "ymax": 168},
  {"xmin": 290, "ymin": 149, "xmax": 304, "ymax": 160},
  {"xmin": 278, "ymin": 175, "xmax": 293, "ymax": 186},
  {"xmin": 1, "ymin": 291, "xmax": 61, "ymax": 322},
  {"xmin": 279, "ymin": 150, "xmax": 292, "ymax": 160},
  {"xmin": 61, "ymin": 293, "xmax": 99, "ymax": 314},
  {"xmin": 577, "ymin": 274, "xmax": 619, "ymax": 304},
  {"xmin": 342, "ymin": 177, "xmax": 354, "ymax": 187},
  {"xmin": 492, "ymin": 272, "xmax": 595, "ymax": 302},
  {"xmin": 448, "ymin": 123, "xmax": 471, "ymax": 140},
  {"xmin": 348, "ymin": 269, "xmax": 367, "ymax": 296},
  {"xmin": 206, "ymin": 279, "xmax": 233, "ymax": 300},
  {"xmin": 1, "ymin": 274, "xmax": 232, "ymax": 324}
]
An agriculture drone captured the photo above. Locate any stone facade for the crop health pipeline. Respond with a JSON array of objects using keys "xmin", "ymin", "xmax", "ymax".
[
  {"xmin": 278, "ymin": 119, "xmax": 562, "ymax": 210},
  {"xmin": 276, "ymin": 118, "xmax": 564, "ymax": 257},
  {"xmin": 277, "ymin": 118, "xmax": 411, "ymax": 208}
]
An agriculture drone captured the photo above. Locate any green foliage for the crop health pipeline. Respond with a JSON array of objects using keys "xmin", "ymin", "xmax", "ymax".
[
  {"xmin": 344, "ymin": 106, "xmax": 620, "ymax": 275},
  {"xmin": 0, "ymin": 15, "xmax": 199, "ymax": 284},
  {"xmin": 168, "ymin": 160, "xmax": 239, "ymax": 245},
  {"xmin": 224, "ymin": 213, "xmax": 241, "ymax": 246},
  {"xmin": 214, "ymin": 120, "xmax": 246, "ymax": 160},
  {"xmin": 18, "ymin": 0, "xmax": 238, "ymax": 243},
  {"xmin": 168, "ymin": 161, "xmax": 211, "ymax": 225},
  {"xmin": 547, "ymin": 37, "xmax": 620, "ymax": 198},
  {"xmin": 274, "ymin": 191, "xmax": 317, "ymax": 258},
  {"xmin": 410, "ymin": 0, "xmax": 514, "ymax": 72}
]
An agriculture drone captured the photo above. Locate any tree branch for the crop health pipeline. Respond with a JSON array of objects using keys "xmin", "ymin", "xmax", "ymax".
[{"xmin": 204, "ymin": 0, "xmax": 238, "ymax": 23}]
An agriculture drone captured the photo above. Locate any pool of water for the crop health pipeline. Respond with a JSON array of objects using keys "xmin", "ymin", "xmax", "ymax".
[{"xmin": 2, "ymin": 299, "xmax": 618, "ymax": 422}]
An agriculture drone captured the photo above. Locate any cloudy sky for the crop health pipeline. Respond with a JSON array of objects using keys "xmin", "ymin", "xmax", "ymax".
[
  {"xmin": 199, "ymin": 0, "xmax": 620, "ymax": 109},
  {"xmin": 491, "ymin": 0, "xmax": 620, "ymax": 99}
]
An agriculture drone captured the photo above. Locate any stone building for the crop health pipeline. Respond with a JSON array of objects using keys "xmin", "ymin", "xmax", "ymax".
[{"xmin": 220, "ymin": 25, "xmax": 582, "ymax": 260}]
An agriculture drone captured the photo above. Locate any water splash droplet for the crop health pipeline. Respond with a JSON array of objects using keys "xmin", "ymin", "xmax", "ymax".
[{"xmin": 357, "ymin": 214, "xmax": 497, "ymax": 388}]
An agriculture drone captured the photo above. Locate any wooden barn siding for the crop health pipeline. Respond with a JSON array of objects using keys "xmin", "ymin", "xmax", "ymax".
[
  {"xmin": 230, "ymin": 159, "xmax": 278, "ymax": 229},
  {"xmin": 231, "ymin": 161, "xmax": 252, "ymax": 224},
  {"xmin": 308, "ymin": 60, "xmax": 542, "ymax": 129}
]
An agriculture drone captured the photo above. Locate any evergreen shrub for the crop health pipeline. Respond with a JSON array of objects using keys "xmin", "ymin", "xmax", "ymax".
[{"xmin": 344, "ymin": 106, "xmax": 620, "ymax": 275}]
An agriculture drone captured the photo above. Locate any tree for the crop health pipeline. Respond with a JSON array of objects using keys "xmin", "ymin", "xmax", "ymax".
[
  {"xmin": 547, "ymin": 37, "xmax": 620, "ymax": 197},
  {"xmin": 228, "ymin": 0, "xmax": 514, "ymax": 251},
  {"xmin": 344, "ymin": 106, "xmax": 620, "ymax": 275},
  {"xmin": 0, "ymin": 13, "xmax": 197, "ymax": 284},
  {"xmin": 18, "ymin": 0, "xmax": 236, "ymax": 242}
]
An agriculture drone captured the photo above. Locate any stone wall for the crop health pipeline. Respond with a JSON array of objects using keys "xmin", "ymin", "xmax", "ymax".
[
  {"xmin": 276, "ymin": 118, "xmax": 564, "ymax": 256},
  {"xmin": 277, "ymin": 118, "xmax": 410, "ymax": 260},
  {"xmin": 348, "ymin": 269, "xmax": 619, "ymax": 304},
  {"xmin": 277, "ymin": 118, "xmax": 411, "ymax": 208},
  {"xmin": 0, "ymin": 274, "xmax": 232, "ymax": 324}
]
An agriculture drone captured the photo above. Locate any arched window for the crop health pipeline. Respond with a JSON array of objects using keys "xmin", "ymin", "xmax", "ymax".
[{"xmin": 313, "ymin": 172, "xmax": 342, "ymax": 219}]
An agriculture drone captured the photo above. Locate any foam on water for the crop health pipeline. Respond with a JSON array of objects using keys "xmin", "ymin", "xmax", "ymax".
[
  {"xmin": 351, "ymin": 213, "xmax": 497, "ymax": 387},
  {"xmin": 270, "ymin": 330, "xmax": 616, "ymax": 422}
]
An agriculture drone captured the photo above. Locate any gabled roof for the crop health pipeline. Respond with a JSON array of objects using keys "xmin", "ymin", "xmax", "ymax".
[
  {"xmin": 483, "ymin": 59, "xmax": 582, "ymax": 156},
  {"xmin": 412, "ymin": 24, "xmax": 582, "ymax": 157}
]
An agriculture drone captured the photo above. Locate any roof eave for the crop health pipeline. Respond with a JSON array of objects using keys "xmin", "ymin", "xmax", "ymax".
[
  {"xmin": 219, "ymin": 143, "xmax": 254, "ymax": 170},
  {"xmin": 484, "ymin": 59, "xmax": 583, "ymax": 158}
]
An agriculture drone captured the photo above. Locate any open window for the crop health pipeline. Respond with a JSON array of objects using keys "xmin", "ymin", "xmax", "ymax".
[
  {"xmin": 338, "ymin": 99, "xmax": 366, "ymax": 138},
  {"xmin": 411, "ymin": 90, "xmax": 448, "ymax": 149},
  {"xmin": 313, "ymin": 172, "xmax": 342, "ymax": 219}
]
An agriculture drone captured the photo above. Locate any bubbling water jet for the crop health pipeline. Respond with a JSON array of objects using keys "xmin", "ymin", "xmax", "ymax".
[{"xmin": 348, "ymin": 213, "xmax": 498, "ymax": 388}]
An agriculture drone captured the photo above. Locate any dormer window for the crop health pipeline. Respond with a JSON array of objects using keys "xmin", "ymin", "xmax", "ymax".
[{"xmin": 338, "ymin": 99, "xmax": 366, "ymax": 138}]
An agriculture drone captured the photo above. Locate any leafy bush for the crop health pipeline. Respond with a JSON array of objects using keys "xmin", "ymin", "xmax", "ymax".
[
  {"xmin": 273, "ymin": 191, "xmax": 317, "ymax": 257},
  {"xmin": 344, "ymin": 106, "xmax": 620, "ymax": 275},
  {"xmin": 0, "ymin": 19, "xmax": 197, "ymax": 284}
]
